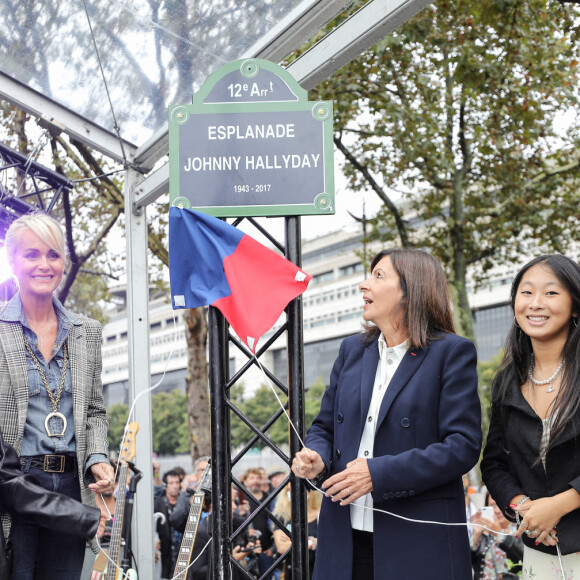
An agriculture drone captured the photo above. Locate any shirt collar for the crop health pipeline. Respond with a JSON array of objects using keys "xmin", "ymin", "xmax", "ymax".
[
  {"xmin": 377, "ymin": 333, "xmax": 408, "ymax": 360},
  {"xmin": 0, "ymin": 292, "xmax": 83, "ymax": 327}
]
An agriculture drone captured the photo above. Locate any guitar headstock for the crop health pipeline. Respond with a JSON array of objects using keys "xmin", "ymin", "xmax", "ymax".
[
  {"xmin": 119, "ymin": 422, "xmax": 139, "ymax": 465},
  {"xmin": 196, "ymin": 460, "xmax": 212, "ymax": 494}
]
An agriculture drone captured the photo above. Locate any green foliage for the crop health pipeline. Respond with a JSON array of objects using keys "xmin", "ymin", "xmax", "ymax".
[
  {"xmin": 107, "ymin": 402, "xmax": 130, "ymax": 457},
  {"xmin": 230, "ymin": 378, "xmax": 326, "ymax": 450},
  {"xmin": 478, "ymin": 351, "xmax": 503, "ymax": 446},
  {"xmin": 309, "ymin": 0, "xmax": 580, "ymax": 340},
  {"xmin": 151, "ymin": 389, "xmax": 190, "ymax": 456},
  {"xmin": 107, "ymin": 389, "xmax": 190, "ymax": 457}
]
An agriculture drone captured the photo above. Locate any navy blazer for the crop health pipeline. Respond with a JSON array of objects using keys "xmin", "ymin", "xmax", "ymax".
[{"xmin": 305, "ymin": 332, "xmax": 481, "ymax": 580}]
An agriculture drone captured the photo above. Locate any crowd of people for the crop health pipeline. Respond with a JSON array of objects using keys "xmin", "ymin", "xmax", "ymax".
[
  {"xmin": 0, "ymin": 210, "xmax": 579, "ymax": 580},
  {"xmin": 147, "ymin": 462, "xmax": 317, "ymax": 580}
]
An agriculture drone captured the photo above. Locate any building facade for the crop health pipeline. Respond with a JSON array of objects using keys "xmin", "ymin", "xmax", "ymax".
[{"xmin": 101, "ymin": 224, "xmax": 516, "ymax": 406}]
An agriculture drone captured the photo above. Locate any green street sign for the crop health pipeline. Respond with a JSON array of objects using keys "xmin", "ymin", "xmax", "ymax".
[{"xmin": 169, "ymin": 58, "xmax": 334, "ymax": 217}]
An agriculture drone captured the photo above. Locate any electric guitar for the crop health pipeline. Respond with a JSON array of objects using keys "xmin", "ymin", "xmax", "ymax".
[
  {"xmin": 172, "ymin": 461, "xmax": 212, "ymax": 580},
  {"xmin": 91, "ymin": 422, "xmax": 139, "ymax": 580}
]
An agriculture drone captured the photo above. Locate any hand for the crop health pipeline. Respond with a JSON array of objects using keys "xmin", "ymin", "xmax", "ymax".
[
  {"xmin": 321, "ymin": 458, "xmax": 372, "ymax": 506},
  {"xmin": 515, "ymin": 497, "xmax": 561, "ymax": 545},
  {"xmin": 96, "ymin": 505, "xmax": 108, "ymax": 538},
  {"xmin": 292, "ymin": 448, "xmax": 325, "ymax": 480},
  {"xmin": 88, "ymin": 462, "xmax": 116, "ymax": 495},
  {"xmin": 232, "ymin": 545, "xmax": 245, "ymax": 563},
  {"xmin": 470, "ymin": 511, "xmax": 496, "ymax": 544}
]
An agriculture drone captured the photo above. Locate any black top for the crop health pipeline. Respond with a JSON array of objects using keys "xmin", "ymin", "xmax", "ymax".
[{"xmin": 481, "ymin": 375, "xmax": 580, "ymax": 555}]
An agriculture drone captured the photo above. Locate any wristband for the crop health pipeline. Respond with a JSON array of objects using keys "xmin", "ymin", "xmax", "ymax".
[
  {"xmin": 309, "ymin": 466, "xmax": 328, "ymax": 488},
  {"xmin": 514, "ymin": 496, "xmax": 530, "ymax": 527}
]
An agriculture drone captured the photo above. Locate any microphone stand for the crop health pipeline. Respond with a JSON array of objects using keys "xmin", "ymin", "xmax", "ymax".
[{"xmin": 121, "ymin": 461, "xmax": 142, "ymax": 572}]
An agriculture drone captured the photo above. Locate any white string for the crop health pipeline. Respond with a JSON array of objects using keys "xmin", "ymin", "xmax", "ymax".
[{"xmin": 253, "ymin": 355, "xmax": 568, "ymax": 579}]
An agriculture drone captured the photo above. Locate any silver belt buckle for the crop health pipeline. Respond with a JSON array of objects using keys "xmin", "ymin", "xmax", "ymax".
[{"xmin": 44, "ymin": 454, "xmax": 65, "ymax": 473}]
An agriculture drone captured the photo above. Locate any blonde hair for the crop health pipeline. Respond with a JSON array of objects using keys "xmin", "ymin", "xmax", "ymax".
[
  {"xmin": 5, "ymin": 212, "xmax": 68, "ymax": 265},
  {"xmin": 272, "ymin": 484, "xmax": 322, "ymax": 523}
]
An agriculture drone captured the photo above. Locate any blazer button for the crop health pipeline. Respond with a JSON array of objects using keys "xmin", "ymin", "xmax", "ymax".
[
  {"xmin": 388, "ymin": 491, "xmax": 395, "ymax": 499},
  {"xmin": 383, "ymin": 493, "xmax": 389, "ymax": 500},
  {"xmin": 337, "ymin": 413, "xmax": 344, "ymax": 423},
  {"xmin": 409, "ymin": 490, "xmax": 415, "ymax": 496},
  {"xmin": 335, "ymin": 449, "xmax": 341, "ymax": 459},
  {"xmin": 400, "ymin": 417, "xmax": 411, "ymax": 428},
  {"xmin": 401, "ymin": 491, "xmax": 408, "ymax": 498},
  {"xmin": 395, "ymin": 491, "xmax": 401, "ymax": 498}
]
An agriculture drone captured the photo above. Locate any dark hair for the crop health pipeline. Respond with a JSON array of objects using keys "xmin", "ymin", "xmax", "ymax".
[
  {"xmin": 163, "ymin": 469, "xmax": 182, "ymax": 485},
  {"xmin": 171, "ymin": 465, "xmax": 186, "ymax": 481},
  {"xmin": 493, "ymin": 254, "xmax": 580, "ymax": 449},
  {"xmin": 363, "ymin": 248, "xmax": 455, "ymax": 349}
]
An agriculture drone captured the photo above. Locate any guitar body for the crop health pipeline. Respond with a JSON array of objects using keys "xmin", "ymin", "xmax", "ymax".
[{"xmin": 90, "ymin": 550, "xmax": 137, "ymax": 580}]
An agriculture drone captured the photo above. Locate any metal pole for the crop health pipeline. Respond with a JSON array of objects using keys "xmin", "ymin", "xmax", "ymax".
[
  {"xmin": 285, "ymin": 216, "xmax": 309, "ymax": 580},
  {"xmin": 124, "ymin": 166, "xmax": 155, "ymax": 579},
  {"xmin": 209, "ymin": 306, "xmax": 232, "ymax": 580}
]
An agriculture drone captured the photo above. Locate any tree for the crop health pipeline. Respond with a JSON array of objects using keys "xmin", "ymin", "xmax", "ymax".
[
  {"xmin": 478, "ymin": 351, "xmax": 503, "ymax": 448},
  {"xmin": 184, "ymin": 307, "xmax": 211, "ymax": 460},
  {"xmin": 106, "ymin": 402, "xmax": 130, "ymax": 456},
  {"xmin": 230, "ymin": 378, "xmax": 326, "ymax": 450},
  {"xmin": 311, "ymin": 0, "xmax": 580, "ymax": 340},
  {"xmin": 151, "ymin": 389, "xmax": 190, "ymax": 456}
]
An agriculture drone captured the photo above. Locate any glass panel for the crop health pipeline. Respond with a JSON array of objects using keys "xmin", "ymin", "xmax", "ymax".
[{"xmin": 0, "ymin": 0, "xmax": 311, "ymax": 145}]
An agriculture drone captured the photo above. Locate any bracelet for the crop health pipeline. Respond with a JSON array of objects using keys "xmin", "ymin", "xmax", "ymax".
[
  {"xmin": 514, "ymin": 496, "xmax": 530, "ymax": 527},
  {"xmin": 309, "ymin": 466, "xmax": 328, "ymax": 488}
]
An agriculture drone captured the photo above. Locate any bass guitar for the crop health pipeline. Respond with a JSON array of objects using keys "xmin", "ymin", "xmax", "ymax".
[
  {"xmin": 91, "ymin": 422, "xmax": 139, "ymax": 580},
  {"xmin": 172, "ymin": 461, "xmax": 212, "ymax": 580}
]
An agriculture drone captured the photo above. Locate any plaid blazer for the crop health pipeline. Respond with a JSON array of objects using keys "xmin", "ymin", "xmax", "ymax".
[{"xmin": 0, "ymin": 308, "xmax": 109, "ymax": 547}]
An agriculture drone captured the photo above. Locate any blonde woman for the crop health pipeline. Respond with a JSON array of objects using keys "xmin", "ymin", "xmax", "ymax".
[
  {"xmin": 271, "ymin": 485, "xmax": 322, "ymax": 579},
  {"xmin": 0, "ymin": 212, "xmax": 113, "ymax": 579}
]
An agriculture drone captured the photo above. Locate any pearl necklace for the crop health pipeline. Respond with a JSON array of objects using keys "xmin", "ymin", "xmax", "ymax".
[{"xmin": 528, "ymin": 357, "xmax": 564, "ymax": 393}]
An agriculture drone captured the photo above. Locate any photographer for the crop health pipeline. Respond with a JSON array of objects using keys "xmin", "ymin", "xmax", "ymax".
[{"xmin": 471, "ymin": 493, "xmax": 523, "ymax": 580}]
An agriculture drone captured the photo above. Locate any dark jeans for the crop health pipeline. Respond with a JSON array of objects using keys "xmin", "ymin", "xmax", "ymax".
[
  {"xmin": 10, "ymin": 464, "xmax": 86, "ymax": 580},
  {"xmin": 352, "ymin": 529, "xmax": 373, "ymax": 580}
]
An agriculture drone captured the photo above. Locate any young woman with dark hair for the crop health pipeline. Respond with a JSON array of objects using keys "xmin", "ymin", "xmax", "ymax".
[
  {"xmin": 292, "ymin": 247, "xmax": 481, "ymax": 580},
  {"xmin": 481, "ymin": 254, "xmax": 580, "ymax": 578}
]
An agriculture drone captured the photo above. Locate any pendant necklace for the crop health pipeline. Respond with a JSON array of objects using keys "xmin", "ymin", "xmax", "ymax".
[
  {"xmin": 528, "ymin": 356, "xmax": 564, "ymax": 394},
  {"xmin": 22, "ymin": 334, "xmax": 69, "ymax": 437},
  {"xmin": 28, "ymin": 317, "xmax": 56, "ymax": 352}
]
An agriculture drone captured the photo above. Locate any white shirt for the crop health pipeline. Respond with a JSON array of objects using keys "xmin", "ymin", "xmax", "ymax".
[{"xmin": 350, "ymin": 334, "xmax": 409, "ymax": 532}]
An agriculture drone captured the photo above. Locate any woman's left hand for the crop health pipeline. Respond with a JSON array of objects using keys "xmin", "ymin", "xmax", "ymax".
[
  {"xmin": 321, "ymin": 458, "xmax": 372, "ymax": 506},
  {"xmin": 88, "ymin": 462, "xmax": 116, "ymax": 494},
  {"xmin": 515, "ymin": 497, "xmax": 561, "ymax": 545}
]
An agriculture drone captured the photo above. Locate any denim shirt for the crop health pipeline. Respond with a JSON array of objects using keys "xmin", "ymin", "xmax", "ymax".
[{"xmin": 0, "ymin": 293, "xmax": 79, "ymax": 457}]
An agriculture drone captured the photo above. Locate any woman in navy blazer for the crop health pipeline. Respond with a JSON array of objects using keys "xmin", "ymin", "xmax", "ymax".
[{"xmin": 292, "ymin": 248, "xmax": 481, "ymax": 580}]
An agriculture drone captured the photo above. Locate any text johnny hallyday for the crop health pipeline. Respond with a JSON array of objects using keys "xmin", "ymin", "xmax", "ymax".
[{"xmin": 182, "ymin": 122, "xmax": 321, "ymax": 172}]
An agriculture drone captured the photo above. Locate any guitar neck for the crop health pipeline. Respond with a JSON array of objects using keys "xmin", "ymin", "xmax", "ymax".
[
  {"xmin": 172, "ymin": 492, "xmax": 205, "ymax": 579},
  {"xmin": 104, "ymin": 464, "xmax": 129, "ymax": 580}
]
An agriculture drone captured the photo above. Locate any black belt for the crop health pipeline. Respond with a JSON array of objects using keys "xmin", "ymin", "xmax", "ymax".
[{"xmin": 20, "ymin": 454, "xmax": 76, "ymax": 473}]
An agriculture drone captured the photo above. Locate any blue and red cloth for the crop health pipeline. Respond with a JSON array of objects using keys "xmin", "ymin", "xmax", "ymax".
[{"xmin": 169, "ymin": 206, "xmax": 312, "ymax": 352}]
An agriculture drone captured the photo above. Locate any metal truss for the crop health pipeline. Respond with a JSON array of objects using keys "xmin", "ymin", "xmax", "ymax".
[
  {"xmin": 0, "ymin": 139, "xmax": 72, "ymax": 226},
  {"xmin": 209, "ymin": 216, "xmax": 309, "ymax": 580}
]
